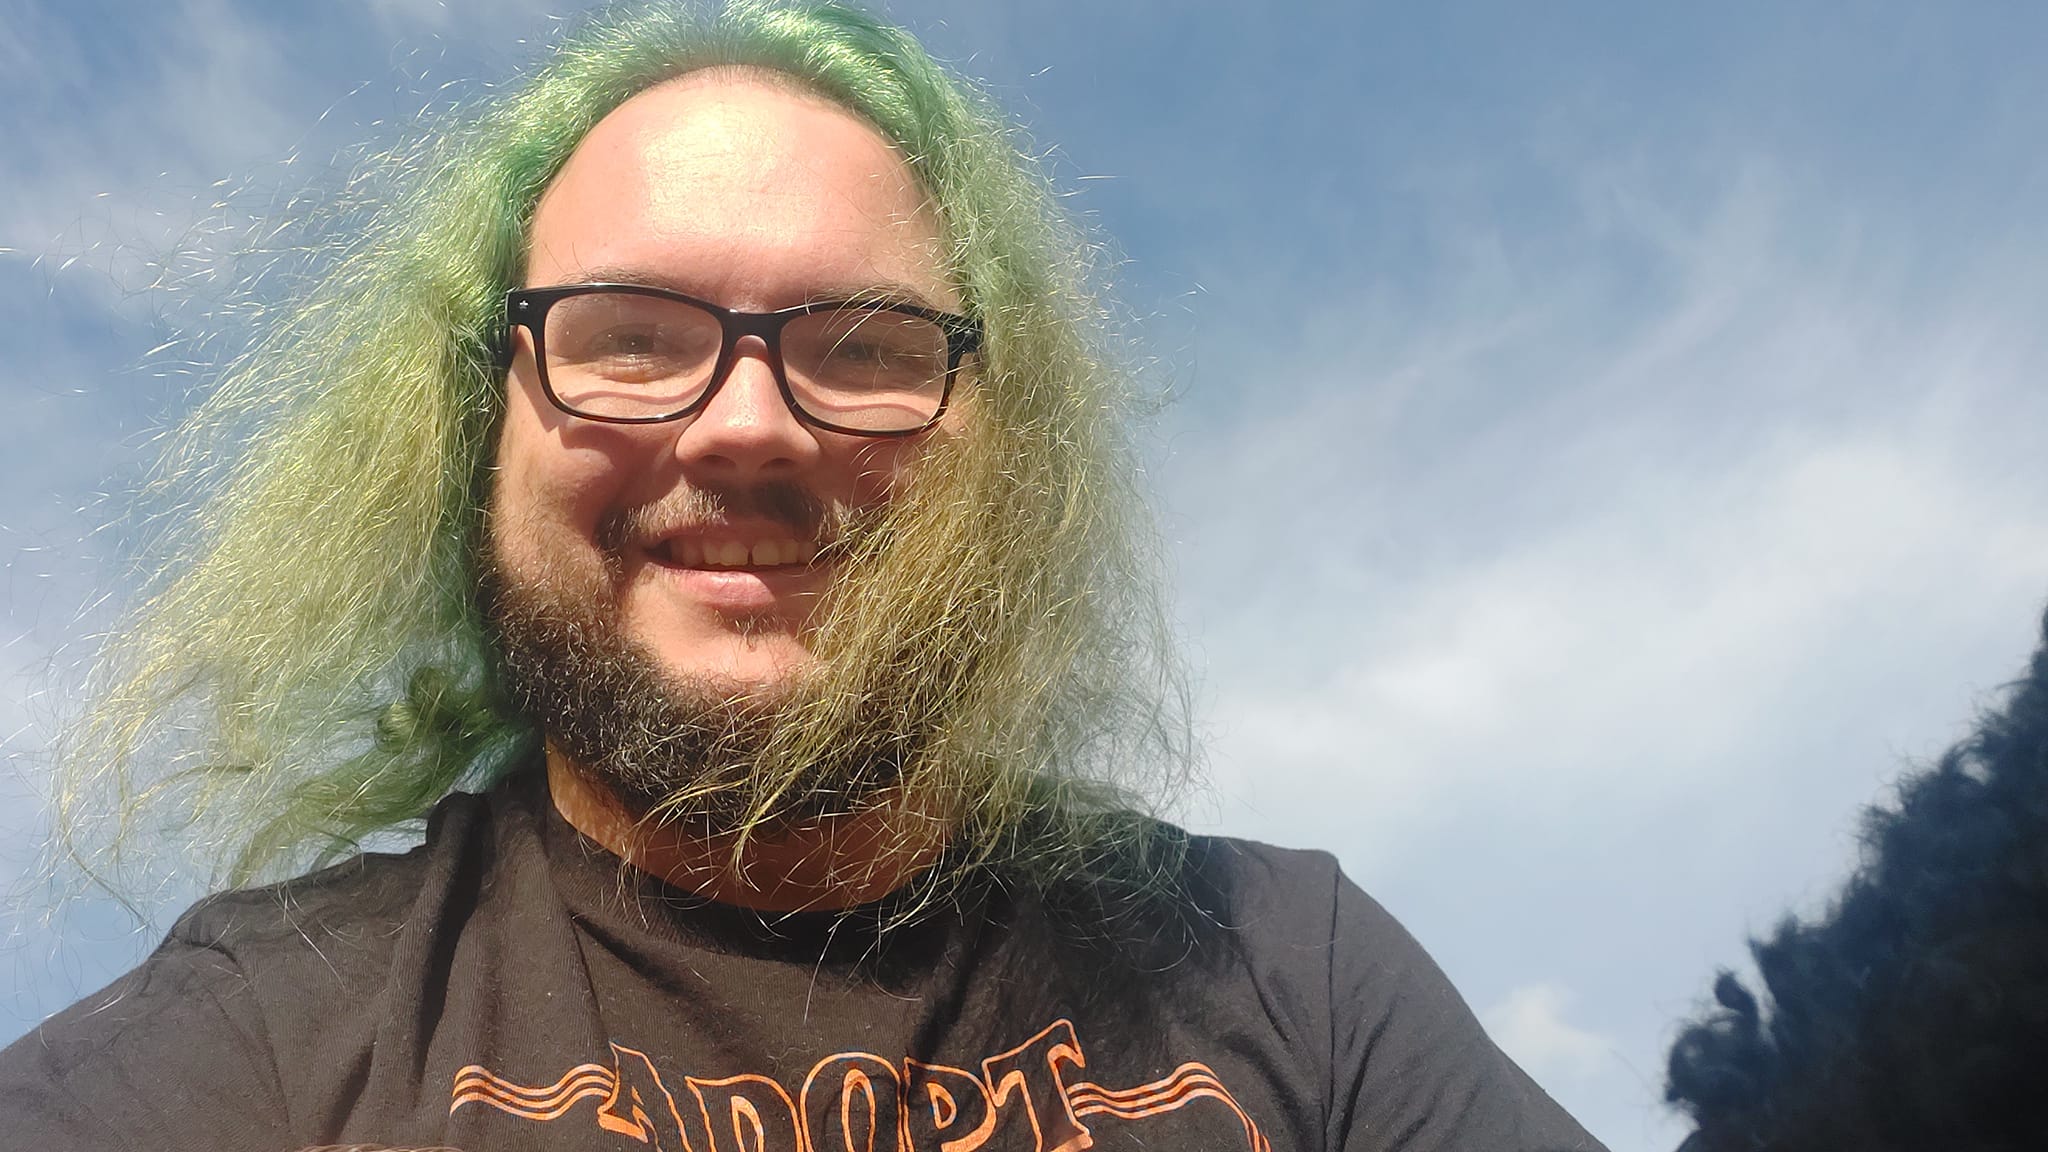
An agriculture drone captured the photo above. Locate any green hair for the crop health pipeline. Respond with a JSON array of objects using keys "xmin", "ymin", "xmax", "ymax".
[{"xmin": 59, "ymin": 0, "xmax": 1189, "ymax": 897}]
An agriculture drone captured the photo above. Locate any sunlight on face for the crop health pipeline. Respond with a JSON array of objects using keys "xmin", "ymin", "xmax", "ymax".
[{"xmin": 492, "ymin": 72, "xmax": 962, "ymax": 693}]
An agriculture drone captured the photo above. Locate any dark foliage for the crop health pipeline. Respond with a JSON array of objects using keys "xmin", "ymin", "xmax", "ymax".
[{"xmin": 1667, "ymin": 605, "xmax": 2048, "ymax": 1152}]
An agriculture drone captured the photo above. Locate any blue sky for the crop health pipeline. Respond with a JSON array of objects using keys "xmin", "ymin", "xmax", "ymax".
[{"xmin": 7, "ymin": 3, "xmax": 2048, "ymax": 1149}]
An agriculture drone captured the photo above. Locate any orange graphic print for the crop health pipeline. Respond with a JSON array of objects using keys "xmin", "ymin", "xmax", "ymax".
[
  {"xmin": 449, "ymin": 1019, "xmax": 1268, "ymax": 1152},
  {"xmin": 1067, "ymin": 1064, "xmax": 1273, "ymax": 1152}
]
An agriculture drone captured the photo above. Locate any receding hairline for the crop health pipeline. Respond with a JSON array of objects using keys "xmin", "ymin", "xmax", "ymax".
[
  {"xmin": 526, "ymin": 60, "xmax": 956, "ymax": 294},
  {"xmin": 655, "ymin": 61, "xmax": 854, "ymax": 107},
  {"xmin": 590, "ymin": 62, "xmax": 928, "ymax": 190}
]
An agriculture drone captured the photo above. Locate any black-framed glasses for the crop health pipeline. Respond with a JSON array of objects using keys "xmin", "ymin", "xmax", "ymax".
[{"xmin": 505, "ymin": 283, "xmax": 982, "ymax": 437}]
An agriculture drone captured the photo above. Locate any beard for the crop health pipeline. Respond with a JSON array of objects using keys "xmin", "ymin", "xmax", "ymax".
[
  {"xmin": 478, "ymin": 409, "xmax": 1187, "ymax": 900},
  {"xmin": 483, "ymin": 479, "xmax": 916, "ymax": 836}
]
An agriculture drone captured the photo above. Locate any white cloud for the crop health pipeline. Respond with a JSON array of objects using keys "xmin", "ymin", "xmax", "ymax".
[
  {"xmin": 1174, "ymin": 158, "xmax": 2048, "ymax": 863},
  {"xmin": 1484, "ymin": 983, "xmax": 1612, "ymax": 1084},
  {"xmin": 1200, "ymin": 423, "xmax": 2048, "ymax": 867}
]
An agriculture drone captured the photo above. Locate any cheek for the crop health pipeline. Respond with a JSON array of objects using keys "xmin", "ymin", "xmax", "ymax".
[
  {"xmin": 838, "ymin": 438, "xmax": 931, "ymax": 508},
  {"xmin": 839, "ymin": 404, "xmax": 973, "ymax": 505},
  {"xmin": 843, "ymin": 442, "xmax": 904, "ymax": 505},
  {"xmin": 492, "ymin": 390, "xmax": 644, "ymax": 559}
]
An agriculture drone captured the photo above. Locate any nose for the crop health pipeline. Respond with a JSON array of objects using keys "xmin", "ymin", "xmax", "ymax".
[{"xmin": 672, "ymin": 335, "xmax": 818, "ymax": 479}]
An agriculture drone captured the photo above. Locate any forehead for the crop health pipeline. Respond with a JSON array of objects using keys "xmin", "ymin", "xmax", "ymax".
[{"xmin": 525, "ymin": 71, "xmax": 956, "ymax": 311}]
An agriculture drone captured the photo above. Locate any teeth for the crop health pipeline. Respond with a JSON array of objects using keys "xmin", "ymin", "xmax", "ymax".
[{"xmin": 665, "ymin": 538, "xmax": 816, "ymax": 568}]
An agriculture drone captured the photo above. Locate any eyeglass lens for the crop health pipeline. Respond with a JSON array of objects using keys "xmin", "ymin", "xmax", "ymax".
[{"xmin": 542, "ymin": 292, "xmax": 952, "ymax": 432}]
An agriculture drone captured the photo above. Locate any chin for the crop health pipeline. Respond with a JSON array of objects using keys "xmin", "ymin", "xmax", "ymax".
[{"xmin": 649, "ymin": 631, "xmax": 813, "ymax": 694}]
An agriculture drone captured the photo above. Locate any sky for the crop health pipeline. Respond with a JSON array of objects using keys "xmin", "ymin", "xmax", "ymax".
[{"xmin": 6, "ymin": 2, "xmax": 2048, "ymax": 1150}]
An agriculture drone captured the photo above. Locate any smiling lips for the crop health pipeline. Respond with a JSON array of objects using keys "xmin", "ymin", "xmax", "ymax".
[{"xmin": 652, "ymin": 536, "xmax": 820, "ymax": 570}]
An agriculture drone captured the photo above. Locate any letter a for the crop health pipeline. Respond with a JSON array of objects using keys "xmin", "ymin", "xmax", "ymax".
[{"xmin": 596, "ymin": 1043, "xmax": 696, "ymax": 1151}]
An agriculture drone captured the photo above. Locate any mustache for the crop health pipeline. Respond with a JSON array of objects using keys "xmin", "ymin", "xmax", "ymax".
[{"xmin": 595, "ymin": 481, "xmax": 847, "ymax": 556}]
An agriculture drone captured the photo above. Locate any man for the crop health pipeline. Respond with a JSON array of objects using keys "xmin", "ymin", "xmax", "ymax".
[{"xmin": 2, "ymin": 4, "xmax": 1601, "ymax": 1150}]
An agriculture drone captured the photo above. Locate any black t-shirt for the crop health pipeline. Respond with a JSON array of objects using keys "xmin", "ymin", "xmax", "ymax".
[{"xmin": 0, "ymin": 773, "xmax": 1602, "ymax": 1151}]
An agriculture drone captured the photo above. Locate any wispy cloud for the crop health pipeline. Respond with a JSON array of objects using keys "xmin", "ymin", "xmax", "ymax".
[
  {"xmin": 4, "ymin": 0, "xmax": 301, "ymax": 253},
  {"xmin": 364, "ymin": 0, "xmax": 571, "ymax": 37},
  {"xmin": 1175, "ymin": 154, "xmax": 2048, "ymax": 846},
  {"xmin": 1484, "ymin": 983, "xmax": 1613, "ymax": 1084}
]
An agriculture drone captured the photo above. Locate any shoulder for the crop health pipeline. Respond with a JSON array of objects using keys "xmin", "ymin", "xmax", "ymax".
[
  {"xmin": 16, "ymin": 782, "xmax": 512, "ymax": 1060},
  {"xmin": 1054, "ymin": 827, "xmax": 1414, "ymax": 1008},
  {"xmin": 1185, "ymin": 832, "xmax": 1341, "ymax": 891},
  {"xmin": 1173, "ymin": 834, "xmax": 1462, "ymax": 1029},
  {"xmin": 173, "ymin": 784, "xmax": 503, "ymax": 962},
  {"xmin": 1176, "ymin": 834, "xmax": 1604, "ymax": 1150},
  {"xmin": 1179, "ymin": 832, "xmax": 1407, "ymax": 954},
  {"xmin": 178, "ymin": 787, "xmax": 501, "ymax": 942},
  {"xmin": 0, "ymin": 784, "xmax": 526, "ymax": 1149},
  {"xmin": 1175, "ymin": 832, "xmax": 1470, "ymax": 1022}
]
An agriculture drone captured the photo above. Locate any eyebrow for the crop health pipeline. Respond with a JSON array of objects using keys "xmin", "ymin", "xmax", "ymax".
[{"xmin": 552, "ymin": 264, "xmax": 951, "ymax": 314}]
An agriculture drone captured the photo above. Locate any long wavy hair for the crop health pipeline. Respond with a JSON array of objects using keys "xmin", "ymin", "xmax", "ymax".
[
  {"xmin": 1666, "ymin": 604, "xmax": 2048, "ymax": 1150},
  {"xmin": 55, "ymin": 0, "xmax": 1190, "ymax": 900}
]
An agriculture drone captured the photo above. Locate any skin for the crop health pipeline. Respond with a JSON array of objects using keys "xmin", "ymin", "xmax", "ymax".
[{"xmin": 494, "ymin": 71, "xmax": 962, "ymax": 910}]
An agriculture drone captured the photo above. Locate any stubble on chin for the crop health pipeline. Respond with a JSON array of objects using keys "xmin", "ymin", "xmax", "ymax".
[{"xmin": 480, "ymin": 537, "xmax": 775, "ymax": 821}]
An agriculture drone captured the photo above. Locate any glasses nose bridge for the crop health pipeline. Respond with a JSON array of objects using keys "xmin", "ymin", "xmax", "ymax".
[
  {"xmin": 699, "ymin": 307, "xmax": 798, "ymax": 425},
  {"xmin": 721, "ymin": 307, "xmax": 790, "ymax": 354}
]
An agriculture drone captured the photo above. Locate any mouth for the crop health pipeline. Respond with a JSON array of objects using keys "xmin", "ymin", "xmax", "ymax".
[{"xmin": 648, "ymin": 534, "xmax": 820, "ymax": 571}]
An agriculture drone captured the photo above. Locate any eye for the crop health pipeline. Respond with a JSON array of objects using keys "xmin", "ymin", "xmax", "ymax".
[
  {"xmin": 561, "ymin": 322, "xmax": 717, "ymax": 382},
  {"xmin": 596, "ymin": 327, "xmax": 660, "ymax": 355},
  {"xmin": 788, "ymin": 310, "xmax": 949, "ymax": 391},
  {"xmin": 826, "ymin": 335, "xmax": 902, "ymax": 365},
  {"xmin": 545, "ymin": 292, "xmax": 726, "ymax": 382}
]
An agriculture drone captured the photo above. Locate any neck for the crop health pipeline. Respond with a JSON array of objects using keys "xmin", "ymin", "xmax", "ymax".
[{"xmin": 544, "ymin": 748, "xmax": 949, "ymax": 913}]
